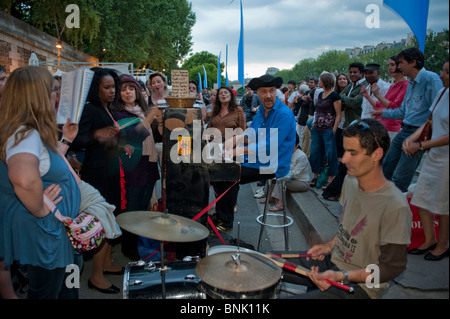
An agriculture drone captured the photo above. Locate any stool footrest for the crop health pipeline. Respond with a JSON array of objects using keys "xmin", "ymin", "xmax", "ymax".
[{"xmin": 256, "ymin": 213, "xmax": 293, "ymax": 228}]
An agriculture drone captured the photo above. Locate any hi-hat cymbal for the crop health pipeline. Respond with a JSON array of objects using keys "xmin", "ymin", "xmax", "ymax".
[
  {"xmin": 196, "ymin": 252, "xmax": 282, "ymax": 292},
  {"xmin": 116, "ymin": 211, "xmax": 209, "ymax": 242}
]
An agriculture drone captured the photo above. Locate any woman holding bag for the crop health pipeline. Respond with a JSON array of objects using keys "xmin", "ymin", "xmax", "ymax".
[
  {"xmin": 403, "ymin": 60, "xmax": 449, "ymax": 261},
  {"xmin": 0, "ymin": 66, "xmax": 82, "ymax": 299}
]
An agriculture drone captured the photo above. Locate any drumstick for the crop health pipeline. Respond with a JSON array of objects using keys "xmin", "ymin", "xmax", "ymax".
[
  {"xmin": 265, "ymin": 253, "xmax": 312, "ymax": 259},
  {"xmin": 272, "ymin": 258, "xmax": 354, "ymax": 293}
]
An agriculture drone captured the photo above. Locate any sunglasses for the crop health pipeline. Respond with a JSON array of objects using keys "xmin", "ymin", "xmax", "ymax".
[{"xmin": 349, "ymin": 120, "xmax": 381, "ymax": 150}]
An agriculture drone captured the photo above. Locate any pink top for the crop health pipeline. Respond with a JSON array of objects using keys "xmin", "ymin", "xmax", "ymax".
[{"xmin": 376, "ymin": 80, "xmax": 408, "ymax": 132}]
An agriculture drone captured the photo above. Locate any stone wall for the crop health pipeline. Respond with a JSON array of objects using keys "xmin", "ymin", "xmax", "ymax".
[{"xmin": 0, "ymin": 11, "xmax": 98, "ymax": 74}]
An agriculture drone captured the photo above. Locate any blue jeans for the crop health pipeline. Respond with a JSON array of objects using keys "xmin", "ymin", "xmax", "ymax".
[
  {"xmin": 309, "ymin": 128, "xmax": 338, "ymax": 177},
  {"xmin": 382, "ymin": 126, "xmax": 424, "ymax": 192}
]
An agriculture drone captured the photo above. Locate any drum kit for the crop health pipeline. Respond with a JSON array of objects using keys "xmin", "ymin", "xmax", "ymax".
[{"xmin": 116, "ymin": 210, "xmax": 283, "ymax": 299}]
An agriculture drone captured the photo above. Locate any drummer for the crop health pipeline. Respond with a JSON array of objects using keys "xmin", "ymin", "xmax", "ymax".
[{"xmin": 288, "ymin": 119, "xmax": 412, "ymax": 299}]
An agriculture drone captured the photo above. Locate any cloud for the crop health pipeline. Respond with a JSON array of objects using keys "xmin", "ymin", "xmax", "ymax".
[{"xmin": 189, "ymin": 0, "xmax": 449, "ymax": 81}]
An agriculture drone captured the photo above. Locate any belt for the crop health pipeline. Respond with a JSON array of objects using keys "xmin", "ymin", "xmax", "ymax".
[{"xmin": 402, "ymin": 123, "xmax": 419, "ymax": 130}]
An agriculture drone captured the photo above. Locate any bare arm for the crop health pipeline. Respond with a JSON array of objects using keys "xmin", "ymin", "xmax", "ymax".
[{"xmin": 7, "ymin": 153, "xmax": 48, "ymax": 218}]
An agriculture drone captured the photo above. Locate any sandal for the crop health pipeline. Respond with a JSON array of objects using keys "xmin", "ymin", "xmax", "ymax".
[
  {"xmin": 309, "ymin": 178, "xmax": 317, "ymax": 187},
  {"xmin": 321, "ymin": 182, "xmax": 330, "ymax": 190},
  {"xmin": 269, "ymin": 205, "xmax": 284, "ymax": 212}
]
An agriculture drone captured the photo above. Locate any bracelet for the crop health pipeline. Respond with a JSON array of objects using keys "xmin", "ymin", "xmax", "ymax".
[
  {"xmin": 340, "ymin": 270, "xmax": 349, "ymax": 284},
  {"xmin": 60, "ymin": 138, "xmax": 72, "ymax": 146},
  {"xmin": 419, "ymin": 141, "xmax": 424, "ymax": 151}
]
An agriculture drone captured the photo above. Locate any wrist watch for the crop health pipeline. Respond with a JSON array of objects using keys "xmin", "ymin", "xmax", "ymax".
[
  {"xmin": 60, "ymin": 138, "xmax": 72, "ymax": 147},
  {"xmin": 340, "ymin": 270, "xmax": 349, "ymax": 284}
]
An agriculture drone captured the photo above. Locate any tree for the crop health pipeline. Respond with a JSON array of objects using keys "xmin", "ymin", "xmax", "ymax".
[
  {"xmin": 181, "ymin": 51, "xmax": 225, "ymax": 89},
  {"xmin": 3, "ymin": 0, "xmax": 196, "ymax": 70},
  {"xmin": 274, "ymin": 29, "xmax": 449, "ymax": 83},
  {"xmin": 409, "ymin": 29, "xmax": 449, "ymax": 74}
]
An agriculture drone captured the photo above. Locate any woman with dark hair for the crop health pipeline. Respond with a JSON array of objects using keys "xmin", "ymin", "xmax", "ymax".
[
  {"xmin": 334, "ymin": 73, "xmax": 350, "ymax": 94},
  {"xmin": 207, "ymin": 86, "xmax": 246, "ymax": 232},
  {"xmin": 111, "ymin": 74, "xmax": 162, "ymax": 260},
  {"xmin": 71, "ymin": 67, "xmax": 122, "ymax": 294},
  {"xmin": 189, "ymin": 80, "xmax": 207, "ymax": 123},
  {"xmin": 369, "ymin": 55, "xmax": 408, "ymax": 140}
]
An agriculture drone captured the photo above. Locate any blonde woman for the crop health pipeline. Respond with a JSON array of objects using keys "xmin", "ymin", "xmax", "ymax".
[{"xmin": 0, "ymin": 66, "xmax": 81, "ymax": 299}]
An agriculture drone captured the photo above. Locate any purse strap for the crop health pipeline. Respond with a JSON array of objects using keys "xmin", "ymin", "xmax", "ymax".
[
  {"xmin": 42, "ymin": 150, "xmax": 81, "ymax": 222},
  {"xmin": 428, "ymin": 88, "xmax": 447, "ymax": 120}
]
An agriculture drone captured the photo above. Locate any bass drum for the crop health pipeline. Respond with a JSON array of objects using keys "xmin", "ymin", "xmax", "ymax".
[{"xmin": 123, "ymin": 260, "xmax": 206, "ymax": 299}]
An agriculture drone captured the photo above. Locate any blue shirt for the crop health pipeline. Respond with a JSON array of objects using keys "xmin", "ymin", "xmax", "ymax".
[
  {"xmin": 382, "ymin": 68, "xmax": 443, "ymax": 127},
  {"xmin": 242, "ymin": 98, "xmax": 296, "ymax": 178}
]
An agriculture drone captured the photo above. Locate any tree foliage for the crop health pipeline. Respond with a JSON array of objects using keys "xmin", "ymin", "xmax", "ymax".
[
  {"xmin": 3, "ymin": 0, "xmax": 196, "ymax": 70},
  {"xmin": 181, "ymin": 51, "xmax": 225, "ymax": 89},
  {"xmin": 275, "ymin": 29, "xmax": 449, "ymax": 83}
]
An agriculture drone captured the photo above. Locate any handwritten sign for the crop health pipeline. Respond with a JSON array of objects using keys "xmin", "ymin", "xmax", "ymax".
[{"xmin": 171, "ymin": 70, "xmax": 189, "ymax": 97}]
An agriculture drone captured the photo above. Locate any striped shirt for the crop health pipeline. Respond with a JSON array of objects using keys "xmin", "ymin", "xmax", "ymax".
[{"xmin": 208, "ymin": 106, "xmax": 246, "ymax": 141}]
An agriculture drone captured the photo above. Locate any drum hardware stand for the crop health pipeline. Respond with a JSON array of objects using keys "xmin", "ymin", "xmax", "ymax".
[
  {"xmin": 159, "ymin": 209, "xmax": 170, "ymax": 299},
  {"xmin": 183, "ymin": 255, "xmax": 201, "ymax": 262},
  {"xmin": 231, "ymin": 222, "xmax": 241, "ymax": 265}
]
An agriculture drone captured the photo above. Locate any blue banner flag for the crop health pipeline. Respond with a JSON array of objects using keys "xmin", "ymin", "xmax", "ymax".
[
  {"xmin": 198, "ymin": 72, "xmax": 202, "ymax": 92},
  {"xmin": 217, "ymin": 52, "xmax": 221, "ymax": 88},
  {"xmin": 226, "ymin": 44, "xmax": 229, "ymax": 86},
  {"xmin": 238, "ymin": 0, "xmax": 244, "ymax": 86},
  {"xmin": 203, "ymin": 65, "xmax": 208, "ymax": 89},
  {"xmin": 383, "ymin": 0, "xmax": 429, "ymax": 52}
]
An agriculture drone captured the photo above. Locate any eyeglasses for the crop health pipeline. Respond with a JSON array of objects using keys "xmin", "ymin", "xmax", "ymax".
[{"xmin": 349, "ymin": 120, "xmax": 381, "ymax": 150}]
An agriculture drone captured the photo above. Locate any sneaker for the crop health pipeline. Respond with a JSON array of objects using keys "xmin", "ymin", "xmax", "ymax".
[
  {"xmin": 254, "ymin": 191, "xmax": 266, "ymax": 199},
  {"xmin": 254, "ymin": 188, "xmax": 266, "ymax": 198}
]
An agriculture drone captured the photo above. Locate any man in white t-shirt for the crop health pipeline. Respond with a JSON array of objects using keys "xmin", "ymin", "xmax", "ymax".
[{"xmin": 360, "ymin": 63, "xmax": 390, "ymax": 119}]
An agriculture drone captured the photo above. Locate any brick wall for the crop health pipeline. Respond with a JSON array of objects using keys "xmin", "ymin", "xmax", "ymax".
[{"xmin": 0, "ymin": 11, "xmax": 98, "ymax": 75}]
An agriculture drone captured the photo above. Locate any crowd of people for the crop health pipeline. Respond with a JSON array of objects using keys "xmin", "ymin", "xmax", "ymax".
[{"xmin": 0, "ymin": 46, "xmax": 448, "ymax": 300}]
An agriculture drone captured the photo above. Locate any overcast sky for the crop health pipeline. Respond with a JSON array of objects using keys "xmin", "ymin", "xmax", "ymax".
[{"xmin": 188, "ymin": 0, "xmax": 449, "ymax": 81}]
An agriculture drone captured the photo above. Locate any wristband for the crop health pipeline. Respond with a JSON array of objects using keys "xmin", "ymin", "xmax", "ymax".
[{"xmin": 60, "ymin": 138, "xmax": 72, "ymax": 146}]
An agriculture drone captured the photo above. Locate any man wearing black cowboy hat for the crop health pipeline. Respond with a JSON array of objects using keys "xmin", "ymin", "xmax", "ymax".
[{"xmin": 225, "ymin": 74, "xmax": 296, "ymax": 184}]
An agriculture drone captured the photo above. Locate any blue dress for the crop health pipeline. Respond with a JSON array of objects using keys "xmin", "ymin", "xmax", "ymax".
[{"xmin": 0, "ymin": 144, "xmax": 80, "ymax": 269}]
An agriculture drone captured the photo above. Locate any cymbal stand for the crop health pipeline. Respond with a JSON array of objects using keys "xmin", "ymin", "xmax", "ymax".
[
  {"xmin": 159, "ymin": 241, "xmax": 167, "ymax": 299},
  {"xmin": 159, "ymin": 210, "xmax": 169, "ymax": 299}
]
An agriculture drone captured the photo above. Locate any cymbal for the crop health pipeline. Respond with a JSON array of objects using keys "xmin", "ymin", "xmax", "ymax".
[
  {"xmin": 116, "ymin": 211, "xmax": 209, "ymax": 242},
  {"xmin": 196, "ymin": 251, "xmax": 282, "ymax": 292}
]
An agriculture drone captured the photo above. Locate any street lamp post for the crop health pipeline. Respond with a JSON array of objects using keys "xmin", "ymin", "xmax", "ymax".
[{"xmin": 56, "ymin": 41, "xmax": 63, "ymax": 66}]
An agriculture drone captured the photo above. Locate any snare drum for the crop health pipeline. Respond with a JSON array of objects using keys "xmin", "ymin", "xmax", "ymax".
[
  {"xmin": 123, "ymin": 260, "xmax": 206, "ymax": 299},
  {"xmin": 200, "ymin": 246, "xmax": 282, "ymax": 299}
]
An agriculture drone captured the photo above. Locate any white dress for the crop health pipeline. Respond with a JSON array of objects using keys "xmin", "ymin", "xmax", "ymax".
[{"xmin": 411, "ymin": 88, "xmax": 449, "ymax": 215}]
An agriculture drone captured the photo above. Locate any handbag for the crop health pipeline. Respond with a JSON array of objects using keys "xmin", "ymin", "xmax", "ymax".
[
  {"xmin": 418, "ymin": 88, "xmax": 447, "ymax": 142},
  {"xmin": 55, "ymin": 209, "xmax": 104, "ymax": 252},
  {"xmin": 43, "ymin": 152, "xmax": 105, "ymax": 252},
  {"xmin": 43, "ymin": 192, "xmax": 104, "ymax": 252}
]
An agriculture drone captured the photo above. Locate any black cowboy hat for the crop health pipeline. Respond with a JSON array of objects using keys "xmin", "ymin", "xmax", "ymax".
[
  {"xmin": 247, "ymin": 74, "xmax": 283, "ymax": 90},
  {"xmin": 363, "ymin": 63, "xmax": 381, "ymax": 72}
]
